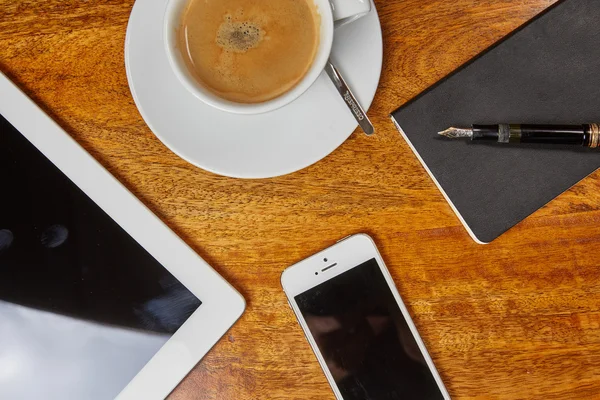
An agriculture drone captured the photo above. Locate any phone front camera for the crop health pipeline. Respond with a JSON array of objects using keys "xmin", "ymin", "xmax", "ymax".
[
  {"xmin": 323, "ymin": 258, "xmax": 328, "ymax": 262},
  {"xmin": 315, "ymin": 272, "xmax": 319, "ymax": 275}
]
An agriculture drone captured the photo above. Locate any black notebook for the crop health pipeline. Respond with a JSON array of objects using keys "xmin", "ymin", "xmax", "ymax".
[{"xmin": 391, "ymin": 0, "xmax": 600, "ymax": 244}]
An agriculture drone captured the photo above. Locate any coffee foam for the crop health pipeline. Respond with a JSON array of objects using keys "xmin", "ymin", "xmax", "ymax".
[
  {"xmin": 179, "ymin": 0, "xmax": 320, "ymax": 103},
  {"xmin": 216, "ymin": 15, "xmax": 265, "ymax": 54}
]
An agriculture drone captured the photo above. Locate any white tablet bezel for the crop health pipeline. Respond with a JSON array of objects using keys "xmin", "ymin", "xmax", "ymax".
[{"xmin": 0, "ymin": 71, "xmax": 245, "ymax": 399}]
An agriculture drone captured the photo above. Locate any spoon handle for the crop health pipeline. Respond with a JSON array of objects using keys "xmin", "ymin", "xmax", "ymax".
[{"xmin": 325, "ymin": 60, "xmax": 375, "ymax": 136}]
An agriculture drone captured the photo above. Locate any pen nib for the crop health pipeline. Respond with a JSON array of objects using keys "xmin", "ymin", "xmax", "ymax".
[{"xmin": 438, "ymin": 127, "xmax": 473, "ymax": 139}]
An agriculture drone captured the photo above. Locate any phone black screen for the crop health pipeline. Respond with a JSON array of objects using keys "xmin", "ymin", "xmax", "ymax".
[{"xmin": 294, "ymin": 258, "xmax": 444, "ymax": 400}]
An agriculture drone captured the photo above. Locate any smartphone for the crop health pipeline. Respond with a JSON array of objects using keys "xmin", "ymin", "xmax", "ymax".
[{"xmin": 281, "ymin": 234, "xmax": 450, "ymax": 400}]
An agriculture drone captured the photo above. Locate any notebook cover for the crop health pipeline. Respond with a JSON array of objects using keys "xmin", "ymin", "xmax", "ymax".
[{"xmin": 391, "ymin": 0, "xmax": 600, "ymax": 244}]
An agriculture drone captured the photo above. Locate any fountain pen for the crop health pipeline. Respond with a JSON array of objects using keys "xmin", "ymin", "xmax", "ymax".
[{"xmin": 439, "ymin": 124, "xmax": 600, "ymax": 149}]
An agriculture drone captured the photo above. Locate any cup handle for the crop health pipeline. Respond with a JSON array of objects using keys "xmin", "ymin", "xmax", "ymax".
[{"xmin": 329, "ymin": 0, "xmax": 372, "ymax": 28}]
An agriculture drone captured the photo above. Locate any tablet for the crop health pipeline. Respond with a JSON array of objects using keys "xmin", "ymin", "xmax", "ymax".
[{"xmin": 0, "ymin": 71, "xmax": 245, "ymax": 399}]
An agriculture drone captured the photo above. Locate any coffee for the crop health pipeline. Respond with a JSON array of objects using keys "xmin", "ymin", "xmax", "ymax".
[{"xmin": 178, "ymin": 0, "xmax": 321, "ymax": 104}]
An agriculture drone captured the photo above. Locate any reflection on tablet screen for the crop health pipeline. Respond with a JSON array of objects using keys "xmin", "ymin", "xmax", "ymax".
[{"xmin": 0, "ymin": 114, "xmax": 202, "ymax": 399}]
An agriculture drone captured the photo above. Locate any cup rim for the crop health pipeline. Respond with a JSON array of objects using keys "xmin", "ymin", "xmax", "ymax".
[{"xmin": 164, "ymin": 0, "xmax": 334, "ymax": 115}]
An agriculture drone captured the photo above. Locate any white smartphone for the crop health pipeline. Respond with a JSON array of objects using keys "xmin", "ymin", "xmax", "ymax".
[{"xmin": 281, "ymin": 234, "xmax": 450, "ymax": 400}]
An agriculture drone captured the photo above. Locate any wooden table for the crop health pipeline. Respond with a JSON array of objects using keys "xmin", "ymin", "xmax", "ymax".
[{"xmin": 3, "ymin": 0, "xmax": 600, "ymax": 398}]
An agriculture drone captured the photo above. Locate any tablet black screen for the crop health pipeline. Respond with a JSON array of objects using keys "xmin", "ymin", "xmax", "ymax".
[{"xmin": 0, "ymin": 114, "xmax": 201, "ymax": 399}]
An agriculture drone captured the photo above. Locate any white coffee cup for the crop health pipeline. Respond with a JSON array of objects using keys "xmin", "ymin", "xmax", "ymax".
[{"xmin": 164, "ymin": 0, "xmax": 371, "ymax": 115}]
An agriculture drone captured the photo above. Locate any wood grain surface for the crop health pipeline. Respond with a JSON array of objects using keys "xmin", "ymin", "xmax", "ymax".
[{"xmin": 2, "ymin": 0, "xmax": 600, "ymax": 399}]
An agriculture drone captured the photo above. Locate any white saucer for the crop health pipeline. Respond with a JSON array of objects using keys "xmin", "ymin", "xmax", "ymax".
[{"xmin": 125, "ymin": 0, "xmax": 383, "ymax": 179}]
